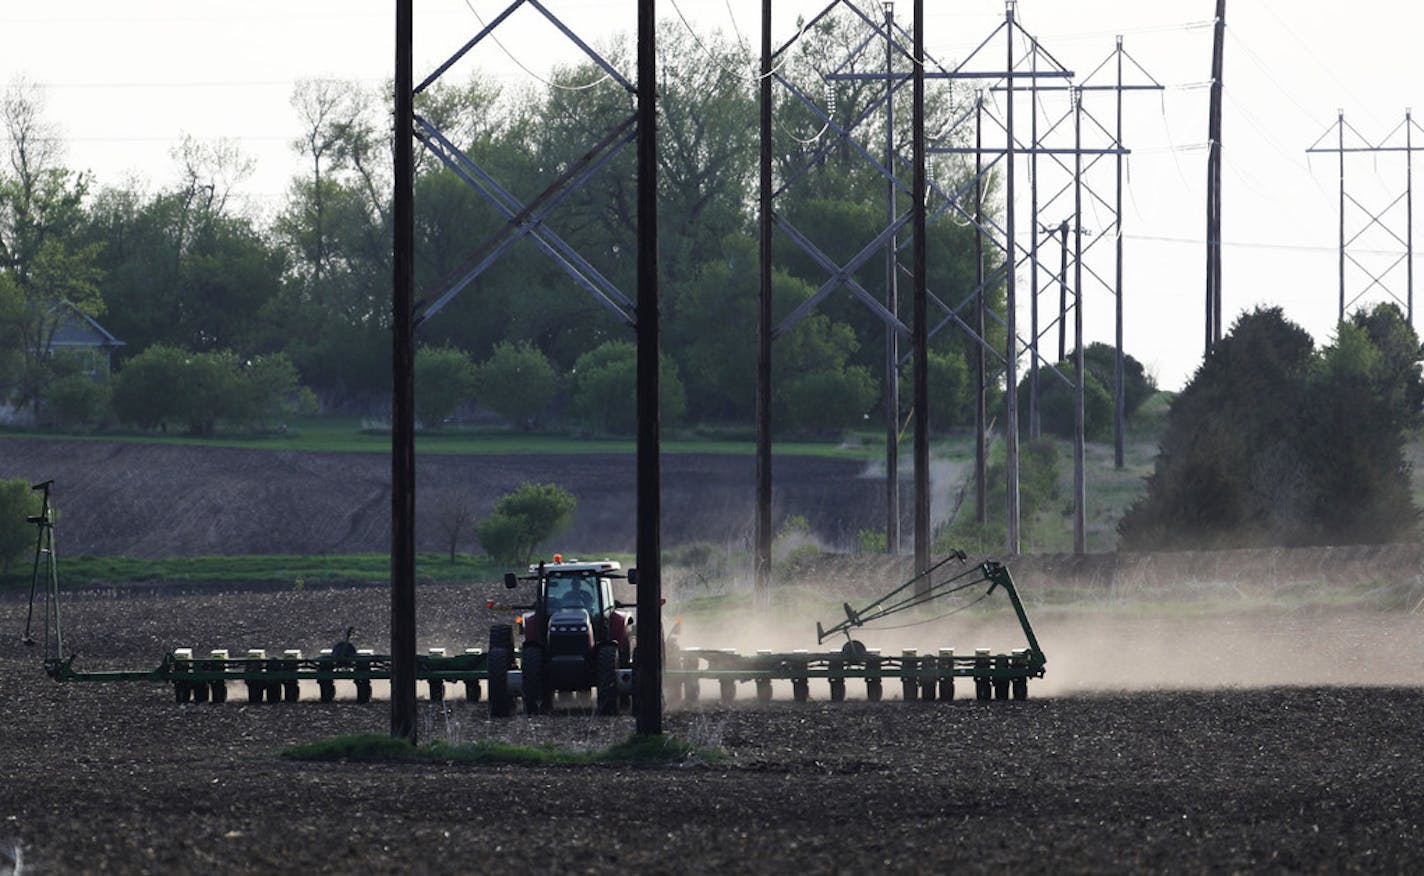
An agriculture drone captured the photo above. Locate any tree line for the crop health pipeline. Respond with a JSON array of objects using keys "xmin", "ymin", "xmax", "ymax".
[{"xmin": 0, "ymin": 17, "xmax": 1008, "ymax": 437}]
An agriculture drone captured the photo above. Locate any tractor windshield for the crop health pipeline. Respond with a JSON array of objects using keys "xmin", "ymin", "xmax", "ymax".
[{"xmin": 545, "ymin": 573, "xmax": 600, "ymax": 613}]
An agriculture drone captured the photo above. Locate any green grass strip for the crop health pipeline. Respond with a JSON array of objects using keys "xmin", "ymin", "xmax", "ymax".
[{"xmin": 281, "ymin": 732, "xmax": 723, "ymax": 766}]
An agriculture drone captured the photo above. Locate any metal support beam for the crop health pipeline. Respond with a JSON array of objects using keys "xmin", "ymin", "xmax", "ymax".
[
  {"xmin": 1072, "ymin": 88, "xmax": 1087, "ymax": 555},
  {"xmin": 884, "ymin": 0, "xmax": 900, "ymax": 556},
  {"xmin": 634, "ymin": 0, "xmax": 662, "ymax": 738},
  {"xmin": 1004, "ymin": 0, "xmax": 1021, "ymax": 556},
  {"xmin": 1205, "ymin": 0, "xmax": 1224, "ymax": 353},
  {"xmin": 912, "ymin": 0, "xmax": 929, "ymax": 578},
  {"xmin": 756, "ymin": 0, "xmax": 773, "ymax": 606},
  {"xmin": 390, "ymin": 0, "xmax": 418, "ymax": 744}
]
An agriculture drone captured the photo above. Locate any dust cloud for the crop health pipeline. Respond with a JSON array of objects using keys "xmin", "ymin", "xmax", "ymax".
[{"xmin": 663, "ymin": 558, "xmax": 1424, "ymax": 700}]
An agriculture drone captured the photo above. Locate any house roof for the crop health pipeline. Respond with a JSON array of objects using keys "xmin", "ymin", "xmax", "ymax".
[{"xmin": 49, "ymin": 303, "xmax": 125, "ymax": 349}]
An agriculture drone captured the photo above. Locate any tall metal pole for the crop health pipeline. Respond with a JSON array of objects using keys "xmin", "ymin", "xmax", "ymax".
[
  {"xmin": 390, "ymin": 0, "xmax": 418, "ymax": 744},
  {"xmin": 1408, "ymin": 109, "xmax": 1414, "ymax": 326},
  {"xmin": 1113, "ymin": 37, "xmax": 1126, "ymax": 470},
  {"xmin": 1205, "ymin": 0, "xmax": 1225, "ymax": 353},
  {"xmin": 1003, "ymin": 0, "xmax": 1020, "ymax": 555},
  {"xmin": 974, "ymin": 93, "xmax": 987, "ymax": 525},
  {"xmin": 1058, "ymin": 222, "xmax": 1067, "ymax": 360},
  {"xmin": 1338, "ymin": 109, "xmax": 1346, "ymax": 323},
  {"xmin": 883, "ymin": 1, "xmax": 900, "ymax": 554},
  {"xmin": 1212, "ymin": 0, "xmax": 1224, "ymax": 346},
  {"xmin": 912, "ymin": 0, "xmax": 930, "ymax": 578},
  {"xmin": 634, "ymin": 0, "xmax": 663, "ymax": 737},
  {"xmin": 1072, "ymin": 87, "xmax": 1087, "ymax": 555},
  {"xmin": 1028, "ymin": 44, "xmax": 1041, "ymax": 441},
  {"xmin": 755, "ymin": 0, "xmax": 773, "ymax": 604}
]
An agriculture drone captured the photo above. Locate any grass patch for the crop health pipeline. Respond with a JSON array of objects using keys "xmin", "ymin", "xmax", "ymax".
[
  {"xmin": 281, "ymin": 732, "xmax": 723, "ymax": 766},
  {"xmin": 0, "ymin": 416, "xmax": 879, "ymax": 460},
  {"xmin": 0, "ymin": 552, "xmax": 506, "ymax": 590}
]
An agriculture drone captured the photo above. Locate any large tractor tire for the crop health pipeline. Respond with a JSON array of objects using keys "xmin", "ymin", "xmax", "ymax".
[
  {"xmin": 487, "ymin": 648, "xmax": 513, "ymax": 718},
  {"xmin": 522, "ymin": 645, "xmax": 547, "ymax": 715},
  {"xmin": 596, "ymin": 643, "xmax": 619, "ymax": 716}
]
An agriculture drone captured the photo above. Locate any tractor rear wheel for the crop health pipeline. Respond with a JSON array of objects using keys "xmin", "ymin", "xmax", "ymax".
[
  {"xmin": 522, "ymin": 645, "xmax": 547, "ymax": 715},
  {"xmin": 487, "ymin": 648, "xmax": 513, "ymax": 718},
  {"xmin": 596, "ymin": 643, "xmax": 619, "ymax": 716}
]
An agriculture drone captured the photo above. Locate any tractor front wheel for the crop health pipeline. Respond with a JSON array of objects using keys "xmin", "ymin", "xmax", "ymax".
[
  {"xmin": 596, "ymin": 643, "xmax": 619, "ymax": 716},
  {"xmin": 487, "ymin": 648, "xmax": 513, "ymax": 718}
]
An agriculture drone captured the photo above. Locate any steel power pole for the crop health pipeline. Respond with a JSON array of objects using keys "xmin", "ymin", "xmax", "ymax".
[
  {"xmin": 1113, "ymin": 37, "xmax": 1126, "ymax": 470},
  {"xmin": 1205, "ymin": 0, "xmax": 1225, "ymax": 353},
  {"xmin": 634, "ymin": 0, "xmax": 663, "ymax": 737},
  {"xmin": 755, "ymin": 0, "xmax": 773, "ymax": 606},
  {"xmin": 1003, "ymin": 0, "xmax": 1021, "ymax": 555},
  {"xmin": 912, "ymin": 0, "xmax": 930, "ymax": 578},
  {"xmin": 974, "ymin": 93, "xmax": 987, "ymax": 525},
  {"xmin": 390, "ymin": 0, "xmax": 418, "ymax": 744},
  {"xmin": 883, "ymin": 1, "xmax": 900, "ymax": 555},
  {"xmin": 1072, "ymin": 87, "xmax": 1087, "ymax": 555}
]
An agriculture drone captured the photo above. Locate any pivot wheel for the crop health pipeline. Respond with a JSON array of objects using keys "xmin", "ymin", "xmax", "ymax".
[
  {"xmin": 720, "ymin": 679, "xmax": 737, "ymax": 704},
  {"xmin": 1011, "ymin": 677, "xmax": 1028, "ymax": 701},
  {"xmin": 829, "ymin": 678, "xmax": 846, "ymax": 703},
  {"xmin": 755, "ymin": 679, "xmax": 772, "ymax": 705},
  {"xmin": 596, "ymin": 643, "xmax": 619, "ymax": 716},
  {"xmin": 464, "ymin": 680, "xmax": 481, "ymax": 703},
  {"xmin": 318, "ymin": 680, "xmax": 337, "ymax": 703}
]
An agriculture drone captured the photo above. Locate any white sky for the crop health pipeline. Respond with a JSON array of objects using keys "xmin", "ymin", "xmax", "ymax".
[{"xmin": 0, "ymin": 0, "xmax": 1419, "ymax": 391}]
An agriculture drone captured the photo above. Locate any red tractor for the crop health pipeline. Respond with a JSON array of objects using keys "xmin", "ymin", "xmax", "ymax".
[{"xmin": 486, "ymin": 557, "xmax": 637, "ymax": 717}]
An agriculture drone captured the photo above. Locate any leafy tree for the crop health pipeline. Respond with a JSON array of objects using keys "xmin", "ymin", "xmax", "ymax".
[
  {"xmin": 1119, "ymin": 306, "xmax": 1422, "ymax": 550},
  {"xmin": 474, "ymin": 482, "xmax": 577, "ymax": 567},
  {"xmin": 0, "ymin": 82, "xmax": 105, "ymax": 416},
  {"xmin": 1017, "ymin": 359, "xmax": 1113, "ymax": 441},
  {"xmin": 475, "ymin": 341, "xmax": 559, "ymax": 430},
  {"xmin": 414, "ymin": 345, "xmax": 477, "ymax": 429},
  {"xmin": 1081, "ymin": 342, "xmax": 1157, "ymax": 417},
  {"xmin": 0, "ymin": 478, "xmax": 42, "ymax": 575},
  {"xmin": 570, "ymin": 340, "xmax": 687, "ymax": 435}
]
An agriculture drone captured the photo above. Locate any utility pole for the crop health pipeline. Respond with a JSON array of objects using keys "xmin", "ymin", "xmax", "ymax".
[
  {"xmin": 1003, "ymin": 0, "xmax": 1021, "ymax": 556},
  {"xmin": 634, "ymin": 0, "xmax": 663, "ymax": 737},
  {"xmin": 974, "ymin": 93, "xmax": 987, "ymax": 525},
  {"xmin": 1205, "ymin": 0, "xmax": 1225, "ymax": 354},
  {"xmin": 390, "ymin": 0, "xmax": 418, "ymax": 744},
  {"xmin": 755, "ymin": 0, "xmax": 773, "ymax": 606},
  {"xmin": 883, "ymin": 1, "xmax": 900, "ymax": 555},
  {"xmin": 1306, "ymin": 109, "xmax": 1424, "ymax": 328},
  {"xmin": 912, "ymin": 0, "xmax": 930, "ymax": 577},
  {"xmin": 1072, "ymin": 87, "xmax": 1087, "ymax": 555}
]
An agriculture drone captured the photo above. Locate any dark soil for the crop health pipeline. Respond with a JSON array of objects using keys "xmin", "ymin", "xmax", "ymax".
[
  {"xmin": 3, "ymin": 582, "xmax": 1423, "ymax": 873},
  {"xmin": 0, "ymin": 438, "xmax": 891, "ymax": 557}
]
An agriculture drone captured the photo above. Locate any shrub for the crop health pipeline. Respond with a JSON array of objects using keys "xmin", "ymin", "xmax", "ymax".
[
  {"xmin": 415, "ymin": 345, "xmax": 478, "ymax": 429},
  {"xmin": 475, "ymin": 482, "xmax": 577, "ymax": 567},
  {"xmin": 570, "ymin": 341, "xmax": 686, "ymax": 435},
  {"xmin": 43, "ymin": 374, "xmax": 110, "ymax": 431},
  {"xmin": 476, "ymin": 341, "xmax": 559, "ymax": 430}
]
